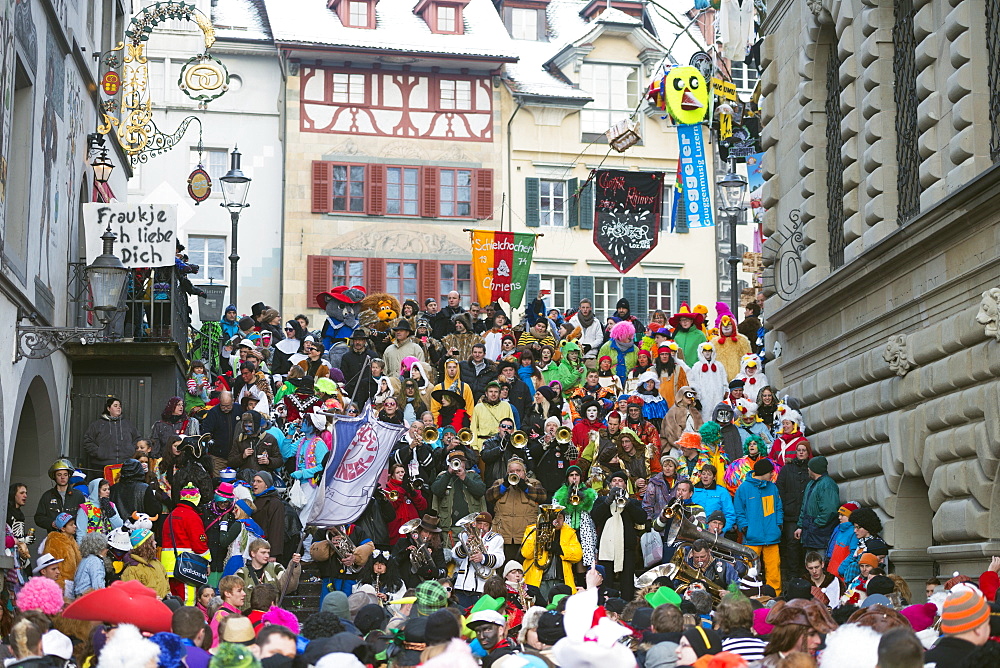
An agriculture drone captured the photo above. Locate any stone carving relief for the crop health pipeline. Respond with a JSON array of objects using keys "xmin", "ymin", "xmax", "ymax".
[
  {"xmin": 333, "ymin": 230, "xmax": 466, "ymax": 256},
  {"xmin": 976, "ymin": 288, "xmax": 1000, "ymax": 341},
  {"xmin": 883, "ymin": 334, "xmax": 914, "ymax": 377}
]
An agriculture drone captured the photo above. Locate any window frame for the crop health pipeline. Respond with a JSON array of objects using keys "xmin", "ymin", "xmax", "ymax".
[
  {"xmin": 579, "ymin": 62, "xmax": 640, "ymax": 139},
  {"xmin": 436, "ymin": 4, "xmax": 458, "ymax": 32},
  {"xmin": 540, "ymin": 275, "xmax": 568, "ymax": 312},
  {"xmin": 539, "ymin": 179, "xmax": 567, "ymax": 228},
  {"xmin": 330, "ymin": 163, "xmax": 367, "ymax": 213},
  {"xmin": 439, "ymin": 262, "xmax": 473, "ymax": 308},
  {"xmin": 510, "ymin": 7, "xmax": 538, "ymax": 40},
  {"xmin": 347, "ymin": 0, "xmax": 370, "ymax": 27},
  {"xmin": 330, "ymin": 72, "xmax": 367, "ymax": 105},
  {"xmin": 386, "ymin": 166, "xmax": 421, "ymax": 216},
  {"xmin": 593, "ymin": 277, "xmax": 621, "ymax": 322},
  {"xmin": 330, "ymin": 257, "xmax": 366, "ymax": 287},
  {"xmin": 385, "ymin": 260, "xmax": 421, "ymax": 302},
  {"xmin": 729, "ymin": 61, "xmax": 759, "ymax": 96},
  {"xmin": 437, "ymin": 168, "xmax": 474, "ymax": 218},
  {"xmin": 186, "ymin": 235, "xmax": 227, "ymax": 283},
  {"xmin": 647, "ymin": 279, "xmax": 674, "ymax": 321},
  {"xmin": 438, "ymin": 78, "xmax": 474, "ymax": 112}
]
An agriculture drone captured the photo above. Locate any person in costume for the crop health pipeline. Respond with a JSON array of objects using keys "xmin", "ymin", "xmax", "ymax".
[
  {"xmin": 596, "ymin": 355, "xmax": 625, "ymax": 396},
  {"xmin": 353, "ymin": 546, "xmax": 405, "ymax": 605},
  {"xmin": 481, "ymin": 417, "xmax": 531, "ymax": 488},
  {"xmin": 686, "ymin": 343, "xmax": 729, "ymax": 415},
  {"xmin": 708, "ymin": 401, "xmax": 744, "ymax": 464},
  {"xmin": 655, "ymin": 342, "xmax": 689, "ymax": 408},
  {"xmin": 120, "ymin": 527, "xmax": 169, "ymax": 598},
  {"xmin": 75, "ymin": 478, "xmax": 124, "ymax": 542},
  {"xmin": 608, "ymin": 428, "xmax": 650, "ymax": 499},
  {"xmin": 592, "ymin": 471, "xmax": 646, "ymax": 600},
  {"xmin": 288, "ymin": 410, "xmax": 332, "ymax": 513},
  {"xmin": 161, "ymin": 482, "xmax": 211, "ymax": 604},
  {"xmin": 471, "ymin": 381, "xmax": 515, "ymax": 452},
  {"xmin": 635, "ymin": 370, "xmax": 668, "ymax": 430},
  {"xmin": 734, "ymin": 398, "xmax": 774, "ymax": 447},
  {"xmin": 696, "ymin": 422, "xmax": 730, "ymax": 483},
  {"xmin": 769, "ymin": 405, "xmax": 810, "ymax": 467},
  {"xmin": 485, "ymin": 457, "xmax": 547, "ymax": 565},
  {"xmin": 555, "ymin": 340, "xmax": 586, "ymax": 395},
  {"xmin": 384, "ymin": 463, "xmax": 427, "ymax": 545},
  {"xmin": 661, "ymin": 385, "xmax": 704, "ymax": 450},
  {"xmin": 734, "ymin": 354, "xmax": 769, "ymax": 404},
  {"xmin": 624, "ymin": 349, "xmax": 655, "ymax": 394},
  {"xmin": 724, "ymin": 434, "xmax": 780, "ymax": 495},
  {"xmin": 430, "ymin": 451, "xmax": 487, "ymax": 536},
  {"xmin": 668, "ymin": 303, "xmax": 708, "ymax": 366},
  {"xmin": 40, "ymin": 512, "xmax": 80, "ymax": 596},
  {"xmin": 713, "ymin": 311, "xmax": 753, "ymax": 381},
  {"xmin": 281, "ymin": 375, "xmax": 321, "ymax": 424},
  {"xmin": 520, "ymin": 505, "xmax": 582, "ymax": 600},
  {"xmin": 551, "ymin": 465, "xmax": 598, "ymax": 579},
  {"xmin": 624, "ymin": 397, "xmax": 662, "ymax": 471},
  {"xmin": 597, "ymin": 321, "xmax": 638, "ymax": 387},
  {"xmin": 643, "ymin": 454, "xmax": 682, "ymax": 521},
  {"xmin": 452, "ymin": 511, "xmax": 506, "ymax": 608},
  {"xmin": 568, "ymin": 369, "xmax": 616, "ymax": 423},
  {"xmin": 393, "ymin": 511, "xmax": 447, "ymax": 589}
]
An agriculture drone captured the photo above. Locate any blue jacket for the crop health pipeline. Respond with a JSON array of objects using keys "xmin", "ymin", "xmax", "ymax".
[
  {"xmin": 692, "ymin": 483, "xmax": 736, "ymax": 532},
  {"xmin": 74, "ymin": 554, "xmax": 106, "ymax": 596},
  {"xmin": 734, "ymin": 476, "xmax": 783, "ymax": 546}
]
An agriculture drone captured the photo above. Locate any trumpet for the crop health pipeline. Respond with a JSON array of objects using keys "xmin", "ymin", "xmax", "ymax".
[
  {"xmin": 386, "ymin": 490, "xmax": 399, "ymax": 502},
  {"xmin": 511, "ymin": 431, "xmax": 528, "ymax": 447},
  {"xmin": 422, "ymin": 426, "xmax": 439, "ymax": 443},
  {"xmin": 610, "ymin": 486, "xmax": 627, "ymax": 510},
  {"xmin": 458, "ymin": 428, "xmax": 474, "ymax": 446},
  {"xmin": 508, "ymin": 473, "xmax": 521, "ymax": 486},
  {"xmin": 555, "ymin": 427, "xmax": 572, "ymax": 444},
  {"xmin": 569, "ymin": 482, "xmax": 580, "ymax": 505},
  {"xmin": 449, "ymin": 458, "xmax": 464, "ymax": 472}
]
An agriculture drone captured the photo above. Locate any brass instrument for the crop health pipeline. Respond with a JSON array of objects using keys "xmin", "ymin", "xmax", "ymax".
[
  {"xmin": 449, "ymin": 458, "xmax": 464, "ymax": 472},
  {"xmin": 609, "ymin": 486, "xmax": 627, "ymax": 511},
  {"xmin": 398, "ymin": 519, "xmax": 434, "ymax": 575},
  {"xmin": 514, "ymin": 580, "xmax": 533, "ymax": 610},
  {"xmin": 422, "ymin": 426, "xmax": 439, "ymax": 443},
  {"xmin": 533, "ymin": 504, "xmax": 563, "ymax": 570},
  {"xmin": 569, "ymin": 482, "xmax": 580, "ymax": 506},
  {"xmin": 511, "ymin": 431, "xmax": 528, "ymax": 447},
  {"xmin": 398, "ymin": 518, "xmax": 421, "ymax": 535},
  {"xmin": 386, "ymin": 490, "xmax": 399, "ymax": 502},
  {"xmin": 555, "ymin": 427, "xmax": 572, "ymax": 444},
  {"xmin": 328, "ymin": 525, "xmax": 362, "ymax": 574},
  {"xmin": 458, "ymin": 428, "xmax": 474, "ymax": 445},
  {"xmin": 456, "ymin": 512, "xmax": 493, "ymax": 580},
  {"xmin": 508, "ymin": 473, "xmax": 521, "ymax": 486}
]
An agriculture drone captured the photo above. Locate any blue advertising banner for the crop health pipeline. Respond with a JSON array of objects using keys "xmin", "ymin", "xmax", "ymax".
[{"xmin": 677, "ymin": 124, "xmax": 714, "ymax": 228}]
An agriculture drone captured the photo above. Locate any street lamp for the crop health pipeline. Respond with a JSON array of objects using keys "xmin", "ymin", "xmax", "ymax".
[
  {"xmin": 15, "ymin": 226, "xmax": 128, "ymax": 360},
  {"xmin": 220, "ymin": 146, "xmax": 251, "ymax": 311},
  {"xmin": 718, "ymin": 163, "xmax": 748, "ymax": 316}
]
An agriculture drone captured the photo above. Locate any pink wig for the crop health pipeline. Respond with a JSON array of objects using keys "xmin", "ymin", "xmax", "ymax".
[
  {"xmin": 400, "ymin": 356, "xmax": 420, "ymax": 375},
  {"xmin": 262, "ymin": 605, "xmax": 300, "ymax": 634},
  {"xmin": 610, "ymin": 320, "xmax": 635, "ymax": 343},
  {"xmin": 17, "ymin": 576, "xmax": 64, "ymax": 615}
]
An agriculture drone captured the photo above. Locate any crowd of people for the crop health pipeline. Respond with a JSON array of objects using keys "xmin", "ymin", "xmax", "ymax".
[{"xmin": 1, "ymin": 290, "xmax": 994, "ymax": 667}]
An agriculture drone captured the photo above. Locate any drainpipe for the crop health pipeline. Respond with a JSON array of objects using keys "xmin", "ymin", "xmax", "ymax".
[{"xmin": 506, "ymin": 96, "xmax": 522, "ymax": 233}]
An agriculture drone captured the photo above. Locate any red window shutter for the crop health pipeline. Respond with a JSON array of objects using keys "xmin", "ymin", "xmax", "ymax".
[
  {"xmin": 475, "ymin": 168, "xmax": 494, "ymax": 220},
  {"xmin": 306, "ymin": 256, "xmax": 332, "ymax": 304},
  {"xmin": 421, "ymin": 167, "xmax": 439, "ymax": 218},
  {"xmin": 312, "ymin": 161, "xmax": 332, "ymax": 213},
  {"xmin": 367, "ymin": 164, "xmax": 385, "ymax": 215},
  {"xmin": 420, "ymin": 260, "xmax": 439, "ymax": 302},
  {"xmin": 367, "ymin": 259, "xmax": 385, "ymax": 293}
]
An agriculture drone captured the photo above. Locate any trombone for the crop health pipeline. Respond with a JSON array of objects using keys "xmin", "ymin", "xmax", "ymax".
[{"xmin": 511, "ymin": 431, "xmax": 528, "ymax": 447}]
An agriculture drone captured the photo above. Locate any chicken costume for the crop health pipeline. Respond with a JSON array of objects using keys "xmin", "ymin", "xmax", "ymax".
[
  {"xmin": 686, "ymin": 342, "xmax": 729, "ymax": 414},
  {"xmin": 714, "ymin": 313, "xmax": 752, "ymax": 381},
  {"xmin": 734, "ymin": 354, "xmax": 769, "ymax": 403}
]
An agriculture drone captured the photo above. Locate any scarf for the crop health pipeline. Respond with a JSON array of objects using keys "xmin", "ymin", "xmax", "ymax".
[
  {"xmin": 598, "ymin": 501, "xmax": 626, "ymax": 572},
  {"xmin": 577, "ymin": 309, "xmax": 595, "ymax": 329},
  {"xmin": 610, "ymin": 339, "xmax": 633, "ymax": 383}
]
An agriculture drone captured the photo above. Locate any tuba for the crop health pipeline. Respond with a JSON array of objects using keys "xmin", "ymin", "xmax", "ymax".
[
  {"xmin": 398, "ymin": 519, "xmax": 433, "ymax": 575},
  {"xmin": 533, "ymin": 504, "xmax": 563, "ymax": 570},
  {"xmin": 662, "ymin": 506, "xmax": 760, "ymax": 586},
  {"xmin": 327, "ymin": 526, "xmax": 362, "ymax": 574},
  {"xmin": 456, "ymin": 513, "xmax": 493, "ymax": 580}
]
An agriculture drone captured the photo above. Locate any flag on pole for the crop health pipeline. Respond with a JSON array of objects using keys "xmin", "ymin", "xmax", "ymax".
[
  {"xmin": 302, "ymin": 406, "xmax": 407, "ymax": 527},
  {"xmin": 470, "ymin": 230, "xmax": 537, "ymax": 308}
]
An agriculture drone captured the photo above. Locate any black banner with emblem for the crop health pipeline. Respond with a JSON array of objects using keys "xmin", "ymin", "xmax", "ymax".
[{"xmin": 592, "ymin": 170, "xmax": 664, "ymax": 273}]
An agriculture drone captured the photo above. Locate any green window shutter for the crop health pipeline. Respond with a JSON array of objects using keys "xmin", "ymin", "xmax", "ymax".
[
  {"xmin": 570, "ymin": 276, "xmax": 583, "ymax": 306},
  {"xmin": 579, "ymin": 180, "xmax": 594, "ymax": 230},
  {"xmin": 567, "ymin": 178, "xmax": 579, "ymax": 228},
  {"xmin": 676, "ymin": 278, "xmax": 691, "ymax": 308},
  {"xmin": 526, "ymin": 273, "xmax": 541, "ymax": 304},
  {"xmin": 622, "ymin": 277, "xmax": 639, "ymax": 316},
  {"xmin": 525, "ymin": 178, "xmax": 540, "ymax": 227},
  {"xmin": 635, "ymin": 278, "xmax": 649, "ymax": 322},
  {"xmin": 675, "ymin": 191, "xmax": 689, "ymax": 234},
  {"xmin": 580, "ymin": 275, "xmax": 595, "ymax": 304}
]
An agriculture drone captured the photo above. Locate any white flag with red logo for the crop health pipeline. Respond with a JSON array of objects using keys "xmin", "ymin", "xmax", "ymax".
[{"xmin": 302, "ymin": 406, "xmax": 407, "ymax": 527}]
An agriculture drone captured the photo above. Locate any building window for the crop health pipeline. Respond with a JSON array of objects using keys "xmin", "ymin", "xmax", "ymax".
[
  {"xmin": 332, "ymin": 73, "xmax": 366, "ymax": 104},
  {"xmin": 510, "ymin": 8, "xmax": 538, "ymax": 40},
  {"xmin": 439, "ymin": 169, "xmax": 472, "ymax": 217},
  {"xmin": 437, "ymin": 5, "xmax": 457, "ymax": 32},
  {"xmin": 648, "ymin": 279, "xmax": 673, "ymax": 319},
  {"xmin": 386, "ymin": 261, "xmax": 419, "ymax": 301},
  {"xmin": 540, "ymin": 276, "xmax": 568, "ymax": 312},
  {"xmin": 333, "ymin": 164, "xmax": 366, "ymax": 212},
  {"xmin": 579, "ymin": 63, "xmax": 639, "ymax": 136},
  {"xmin": 348, "ymin": 0, "xmax": 370, "ymax": 26},
  {"xmin": 729, "ymin": 61, "xmax": 759, "ymax": 95},
  {"xmin": 593, "ymin": 278, "xmax": 621, "ymax": 321},
  {"xmin": 439, "ymin": 263, "xmax": 472, "ymax": 307},
  {"xmin": 189, "ymin": 148, "xmax": 229, "ymax": 195},
  {"xmin": 439, "ymin": 79, "xmax": 472, "ymax": 110},
  {"xmin": 187, "ymin": 236, "xmax": 226, "ymax": 282},
  {"xmin": 539, "ymin": 180, "xmax": 566, "ymax": 227},
  {"xmin": 387, "ymin": 167, "xmax": 419, "ymax": 215},
  {"xmin": 332, "ymin": 259, "xmax": 365, "ymax": 286},
  {"xmin": 825, "ymin": 41, "xmax": 846, "ymax": 269}
]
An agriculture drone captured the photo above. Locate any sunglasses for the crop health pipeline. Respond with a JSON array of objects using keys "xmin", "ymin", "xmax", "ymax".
[{"xmin": 285, "ymin": 327, "xmax": 295, "ymax": 332}]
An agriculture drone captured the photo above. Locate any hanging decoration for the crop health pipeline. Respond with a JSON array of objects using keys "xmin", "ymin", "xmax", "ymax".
[
  {"xmin": 97, "ymin": 1, "xmax": 229, "ymax": 166},
  {"xmin": 591, "ymin": 170, "xmax": 663, "ymax": 273},
  {"xmin": 187, "ymin": 139, "xmax": 212, "ymax": 204},
  {"xmin": 470, "ymin": 230, "xmax": 538, "ymax": 308}
]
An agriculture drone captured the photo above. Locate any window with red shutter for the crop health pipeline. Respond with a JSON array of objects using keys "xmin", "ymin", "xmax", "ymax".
[
  {"xmin": 419, "ymin": 260, "xmax": 439, "ymax": 303},
  {"xmin": 367, "ymin": 164, "xmax": 386, "ymax": 215},
  {"xmin": 312, "ymin": 162, "xmax": 332, "ymax": 213},
  {"xmin": 367, "ymin": 259, "xmax": 386, "ymax": 293},
  {"xmin": 306, "ymin": 256, "xmax": 333, "ymax": 305},
  {"xmin": 421, "ymin": 167, "xmax": 439, "ymax": 218},
  {"xmin": 475, "ymin": 168, "xmax": 494, "ymax": 220}
]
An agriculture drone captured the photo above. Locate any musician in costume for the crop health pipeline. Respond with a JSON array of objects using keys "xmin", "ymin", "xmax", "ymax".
[
  {"xmin": 393, "ymin": 511, "xmax": 448, "ymax": 589},
  {"xmin": 551, "ymin": 465, "xmax": 598, "ymax": 583},
  {"xmin": 482, "ymin": 416, "xmax": 532, "ymax": 487},
  {"xmin": 684, "ymin": 537, "xmax": 740, "ymax": 590},
  {"xmin": 228, "ymin": 410, "xmax": 283, "ymax": 480},
  {"xmin": 592, "ymin": 471, "xmax": 646, "ymax": 600},
  {"xmin": 452, "ymin": 511, "xmax": 505, "ymax": 608},
  {"xmin": 520, "ymin": 505, "xmax": 582, "ymax": 600},
  {"xmin": 502, "ymin": 561, "xmax": 543, "ymax": 614},
  {"xmin": 486, "ymin": 457, "xmax": 546, "ymax": 564},
  {"xmin": 430, "ymin": 451, "xmax": 486, "ymax": 537},
  {"xmin": 310, "ymin": 522, "xmax": 375, "ymax": 595},
  {"xmin": 353, "ymin": 546, "xmax": 405, "ymax": 606}
]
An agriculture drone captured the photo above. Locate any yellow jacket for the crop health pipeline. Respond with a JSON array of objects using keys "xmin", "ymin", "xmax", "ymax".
[
  {"xmin": 470, "ymin": 401, "xmax": 514, "ymax": 451},
  {"xmin": 121, "ymin": 554, "xmax": 170, "ymax": 598},
  {"xmin": 520, "ymin": 524, "xmax": 582, "ymax": 588}
]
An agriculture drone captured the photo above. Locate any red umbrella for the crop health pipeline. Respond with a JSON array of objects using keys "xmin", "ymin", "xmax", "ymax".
[{"xmin": 62, "ymin": 580, "xmax": 173, "ymax": 633}]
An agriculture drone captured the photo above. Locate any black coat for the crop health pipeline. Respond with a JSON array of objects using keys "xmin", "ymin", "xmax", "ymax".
[
  {"xmin": 355, "ymin": 496, "xmax": 396, "ymax": 549},
  {"xmin": 339, "ymin": 347, "xmax": 376, "ymax": 405},
  {"xmin": 82, "ymin": 415, "xmax": 141, "ymax": 466},
  {"xmin": 591, "ymin": 496, "xmax": 647, "ymax": 553},
  {"xmin": 200, "ymin": 404, "xmax": 244, "ymax": 459},
  {"xmin": 481, "ymin": 434, "xmax": 532, "ymax": 487},
  {"xmin": 530, "ymin": 441, "xmax": 573, "ymax": 499},
  {"xmin": 504, "ymin": 377, "xmax": 532, "ymax": 427},
  {"xmin": 776, "ymin": 458, "xmax": 810, "ymax": 524},
  {"xmin": 459, "ymin": 359, "xmax": 497, "ymax": 403},
  {"xmin": 393, "ymin": 532, "xmax": 447, "ymax": 588},
  {"xmin": 110, "ymin": 459, "xmax": 160, "ymax": 520},
  {"xmin": 390, "ymin": 441, "xmax": 437, "ymax": 485},
  {"xmin": 33, "ymin": 487, "xmax": 86, "ymax": 532}
]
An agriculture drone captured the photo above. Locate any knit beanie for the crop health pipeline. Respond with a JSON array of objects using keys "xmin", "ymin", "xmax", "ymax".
[
  {"xmin": 866, "ymin": 575, "xmax": 895, "ymax": 595},
  {"xmin": 850, "ymin": 508, "xmax": 883, "ymax": 535},
  {"xmin": 537, "ymin": 386, "xmax": 557, "ymax": 402},
  {"xmin": 900, "ymin": 603, "xmax": 937, "ymax": 632},
  {"xmin": 753, "ymin": 459, "xmax": 775, "ymax": 476},
  {"xmin": 838, "ymin": 502, "xmax": 859, "ymax": 518},
  {"xmin": 808, "ymin": 456, "xmax": 828, "ymax": 474},
  {"xmin": 254, "ymin": 471, "xmax": 274, "ymax": 488},
  {"xmin": 179, "ymin": 483, "xmax": 201, "ymax": 506},
  {"xmin": 858, "ymin": 553, "xmax": 880, "ymax": 569},
  {"xmin": 682, "ymin": 627, "xmax": 723, "ymax": 657},
  {"xmin": 564, "ymin": 465, "xmax": 583, "ymax": 480},
  {"xmin": 940, "ymin": 589, "xmax": 989, "ymax": 634},
  {"xmin": 130, "ymin": 528, "xmax": 154, "ymax": 548}
]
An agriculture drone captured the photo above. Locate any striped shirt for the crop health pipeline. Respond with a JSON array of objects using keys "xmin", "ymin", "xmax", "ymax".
[{"xmin": 722, "ymin": 635, "xmax": 767, "ymax": 662}]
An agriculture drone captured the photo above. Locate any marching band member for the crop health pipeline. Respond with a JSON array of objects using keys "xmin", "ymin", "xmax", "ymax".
[
  {"xmin": 452, "ymin": 511, "xmax": 505, "ymax": 608},
  {"xmin": 520, "ymin": 504, "xmax": 581, "ymax": 600},
  {"xmin": 592, "ymin": 471, "xmax": 645, "ymax": 600},
  {"xmin": 551, "ymin": 465, "xmax": 598, "ymax": 584},
  {"xmin": 485, "ymin": 457, "xmax": 546, "ymax": 564}
]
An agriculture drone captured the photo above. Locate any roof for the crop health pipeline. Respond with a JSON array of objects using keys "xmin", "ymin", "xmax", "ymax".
[
  {"xmin": 212, "ymin": 0, "xmax": 272, "ymax": 42},
  {"xmin": 503, "ymin": 0, "xmax": 592, "ymax": 101},
  {"xmin": 262, "ymin": 0, "xmax": 519, "ymax": 62}
]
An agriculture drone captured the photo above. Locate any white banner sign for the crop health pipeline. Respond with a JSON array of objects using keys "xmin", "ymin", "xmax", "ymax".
[{"xmin": 83, "ymin": 202, "xmax": 177, "ymax": 268}]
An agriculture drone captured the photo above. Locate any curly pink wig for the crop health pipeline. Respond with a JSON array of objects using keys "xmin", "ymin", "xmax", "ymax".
[
  {"xmin": 17, "ymin": 576, "xmax": 64, "ymax": 615},
  {"xmin": 262, "ymin": 605, "xmax": 300, "ymax": 634},
  {"xmin": 610, "ymin": 320, "xmax": 635, "ymax": 343}
]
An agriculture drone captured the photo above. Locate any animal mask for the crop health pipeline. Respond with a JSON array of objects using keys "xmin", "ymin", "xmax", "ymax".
[{"xmin": 664, "ymin": 66, "xmax": 710, "ymax": 125}]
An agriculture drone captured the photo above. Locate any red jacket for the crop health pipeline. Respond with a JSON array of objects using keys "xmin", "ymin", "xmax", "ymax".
[
  {"xmin": 386, "ymin": 477, "xmax": 427, "ymax": 545},
  {"xmin": 161, "ymin": 501, "xmax": 209, "ymax": 554}
]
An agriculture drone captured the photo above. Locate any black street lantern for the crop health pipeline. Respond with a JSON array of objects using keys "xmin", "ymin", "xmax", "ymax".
[
  {"xmin": 219, "ymin": 147, "xmax": 251, "ymax": 311},
  {"xmin": 718, "ymin": 164, "xmax": 748, "ymax": 315},
  {"xmin": 87, "ymin": 226, "xmax": 129, "ymax": 323}
]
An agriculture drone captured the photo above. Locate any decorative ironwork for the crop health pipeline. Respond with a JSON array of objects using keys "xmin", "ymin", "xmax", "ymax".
[
  {"xmin": 825, "ymin": 41, "xmax": 846, "ymax": 270},
  {"xmin": 97, "ymin": 2, "xmax": 226, "ymax": 167},
  {"xmin": 987, "ymin": 0, "xmax": 1000, "ymax": 162},
  {"xmin": 893, "ymin": 0, "xmax": 921, "ymax": 223},
  {"xmin": 15, "ymin": 310, "xmax": 103, "ymax": 362}
]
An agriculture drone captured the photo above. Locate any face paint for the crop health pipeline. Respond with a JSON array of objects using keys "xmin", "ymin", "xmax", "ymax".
[{"xmin": 475, "ymin": 624, "xmax": 501, "ymax": 650}]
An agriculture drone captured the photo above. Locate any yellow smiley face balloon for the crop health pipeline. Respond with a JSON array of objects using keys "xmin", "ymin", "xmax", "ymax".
[{"xmin": 664, "ymin": 66, "xmax": 710, "ymax": 125}]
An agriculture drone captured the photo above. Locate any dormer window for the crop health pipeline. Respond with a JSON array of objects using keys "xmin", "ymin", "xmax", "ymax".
[
  {"xmin": 510, "ymin": 8, "xmax": 538, "ymax": 40},
  {"xmin": 414, "ymin": 0, "xmax": 469, "ymax": 34},
  {"xmin": 328, "ymin": 0, "xmax": 375, "ymax": 28}
]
